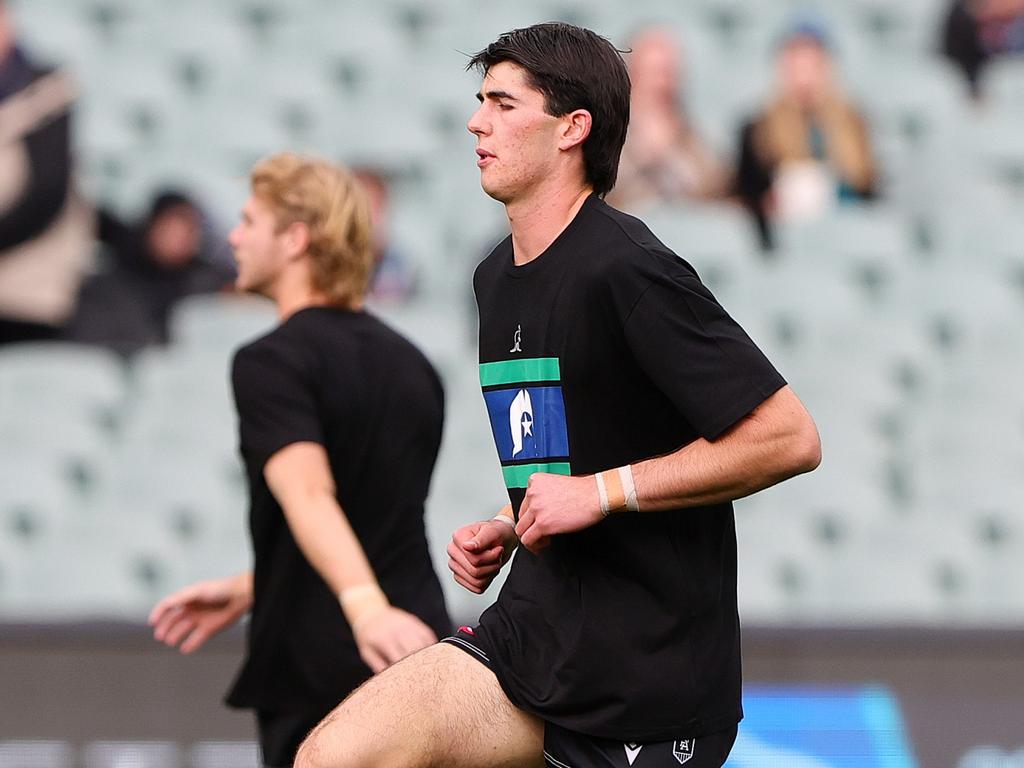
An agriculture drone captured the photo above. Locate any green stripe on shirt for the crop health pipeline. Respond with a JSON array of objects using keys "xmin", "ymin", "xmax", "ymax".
[
  {"xmin": 480, "ymin": 358, "xmax": 561, "ymax": 387},
  {"xmin": 502, "ymin": 462, "xmax": 572, "ymax": 488}
]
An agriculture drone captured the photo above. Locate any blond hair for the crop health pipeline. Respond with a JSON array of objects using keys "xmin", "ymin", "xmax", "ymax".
[{"xmin": 250, "ymin": 152, "xmax": 374, "ymax": 307}]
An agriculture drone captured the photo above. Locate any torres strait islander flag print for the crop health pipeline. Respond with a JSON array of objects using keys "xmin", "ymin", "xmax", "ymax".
[{"xmin": 479, "ymin": 357, "xmax": 571, "ymax": 490}]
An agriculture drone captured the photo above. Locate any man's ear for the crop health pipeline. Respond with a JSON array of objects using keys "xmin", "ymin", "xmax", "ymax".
[
  {"xmin": 558, "ymin": 109, "xmax": 592, "ymax": 151},
  {"xmin": 282, "ymin": 221, "xmax": 310, "ymax": 261}
]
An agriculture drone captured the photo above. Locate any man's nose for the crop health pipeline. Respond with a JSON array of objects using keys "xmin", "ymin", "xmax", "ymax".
[{"xmin": 467, "ymin": 104, "xmax": 487, "ymax": 136}]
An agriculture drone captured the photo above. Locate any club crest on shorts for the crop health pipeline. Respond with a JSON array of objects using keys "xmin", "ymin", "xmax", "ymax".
[{"xmin": 672, "ymin": 738, "xmax": 695, "ymax": 764}]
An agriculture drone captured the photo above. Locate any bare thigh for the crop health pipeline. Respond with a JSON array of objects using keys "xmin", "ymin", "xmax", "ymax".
[{"xmin": 295, "ymin": 643, "xmax": 544, "ymax": 768}]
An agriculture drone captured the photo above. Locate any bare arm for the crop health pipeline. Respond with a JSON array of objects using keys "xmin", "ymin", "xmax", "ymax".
[
  {"xmin": 264, "ymin": 442, "xmax": 437, "ymax": 670},
  {"xmin": 515, "ymin": 385, "xmax": 821, "ymax": 552},
  {"xmin": 148, "ymin": 571, "xmax": 253, "ymax": 654},
  {"xmin": 447, "ymin": 504, "xmax": 519, "ymax": 594},
  {"xmin": 265, "ymin": 442, "xmax": 376, "ymax": 594},
  {"xmin": 632, "ymin": 384, "xmax": 821, "ymax": 510}
]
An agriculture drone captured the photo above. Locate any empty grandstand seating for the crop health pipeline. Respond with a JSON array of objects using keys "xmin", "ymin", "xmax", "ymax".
[{"xmin": 1, "ymin": 0, "xmax": 1022, "ymax": 629}]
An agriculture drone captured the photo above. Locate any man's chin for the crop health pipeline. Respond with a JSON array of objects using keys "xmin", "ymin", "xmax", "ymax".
[
  {"xmin": 234, "ymin": 276, "xmax": 265, "ymax": 298},
  {"xmin": 480, "ymin": 181, "xmax": 511, "ymax": 204}
]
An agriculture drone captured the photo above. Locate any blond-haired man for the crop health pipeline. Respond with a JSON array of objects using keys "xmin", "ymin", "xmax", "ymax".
[{"xmin": 148, "ymin": 153, "xmax": 450, "ymax": 767}]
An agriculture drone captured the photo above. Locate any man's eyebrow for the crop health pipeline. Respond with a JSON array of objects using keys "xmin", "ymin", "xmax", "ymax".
[{"xmin": 476, "ymin": 89, "xmax": 519, "ymax": 103}]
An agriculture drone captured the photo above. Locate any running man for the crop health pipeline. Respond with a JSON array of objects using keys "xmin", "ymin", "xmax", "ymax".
[
  {"xmin": 148, "ymin": 154, "xmax": 451, "ymax": 767},
  {"xmin": 296, "ymin": 23, "xmax": 820, "ymax": 768}
]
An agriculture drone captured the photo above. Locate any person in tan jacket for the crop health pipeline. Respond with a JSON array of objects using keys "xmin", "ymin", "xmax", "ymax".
[
  {"xmin": 735, "ymin": 19, "xmax": 877, "ymax": 249},
  {"xmin": 0, "ymin": 1, "xmax": 92, "ymax": 343}
]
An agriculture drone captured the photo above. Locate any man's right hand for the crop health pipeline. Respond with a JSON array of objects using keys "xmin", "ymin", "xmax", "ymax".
[
  {"xmin": 351, "ymin": 607, "xmax": 438, "ymax": 674},
  {"xmin": 148, "ymin": 572, "xmax": 253, "ymax": 654},
  {"xmin": 447, "ymin": 516, "xmax": 518, "ymax": 594}
]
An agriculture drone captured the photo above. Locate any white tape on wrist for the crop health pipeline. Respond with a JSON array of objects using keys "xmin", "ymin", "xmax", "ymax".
[
  {"xmin": 595, "ymin": 471, "xmax": 612, "ymax": 516},
  {"xmin": 491, "ymin": 514, "xmax": 516, "ymax": 528}
]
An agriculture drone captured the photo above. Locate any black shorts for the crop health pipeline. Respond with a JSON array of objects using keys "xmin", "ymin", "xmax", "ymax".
[
  {"xmin": 255, "ymin": 709, "xmax": 324, "ymax": 768},
  {"xmin": 442, "ymin": 628, "xmax": 738, "ymax": 768}
]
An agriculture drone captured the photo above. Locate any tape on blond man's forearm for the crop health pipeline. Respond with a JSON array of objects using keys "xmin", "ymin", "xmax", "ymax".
[
  {"xmin": 338, "ymin": 583, "xmax": 389, "ymax": 628},
  {"xmin": 596, "ymin": 465, "xmax": 640, "ymax": 516}
]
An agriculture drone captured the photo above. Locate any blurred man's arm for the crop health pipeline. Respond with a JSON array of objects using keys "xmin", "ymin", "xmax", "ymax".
[
  {"xmin": 148, "ymin": 571, "xmax": 253, "ymax": 653},
  {"xmin": 264, "ymin": 441, "xmax": 437, "ymax": 672}
]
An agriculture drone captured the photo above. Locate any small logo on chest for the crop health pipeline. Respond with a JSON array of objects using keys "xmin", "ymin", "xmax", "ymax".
[{"xmin": 509, "ymin": 324, "xmax": 522, "ymax": 353}]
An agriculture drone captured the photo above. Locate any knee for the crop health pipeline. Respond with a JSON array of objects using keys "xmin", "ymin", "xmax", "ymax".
[
  {"xmin": 294, "ymin": 730, "xmax": 344, "ymax": 768},
  {"xmin": 294, "ymin": 724, "xmax": 397, "ymax": 768},
  {"xmin": 292, "ymin": 735, "xmax": 323, "ymax": 768}
]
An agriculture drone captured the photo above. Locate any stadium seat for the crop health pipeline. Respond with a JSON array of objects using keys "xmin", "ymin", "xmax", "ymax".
[
  {"xmin": 641, "ymin": 202, "xmax": 763, "ymax": 306},
  {"xmin": 962, "ymin": 110, "xmax": 1024, "ymax": 201},
  {"xmin": 984, "ymin": 57, "xmax": 1024, "ymax": 114},
  {"xmin": 0, "ymin": 346, "xmax": 125, "ymax": 526},
  {"xmin": 0, "ymin": 343, "xmax": 126, "ymax": 428},
  {"xmin": 841, "ymin": 0, "xmax": 948, "ymax": 57},
  {"xmin": 167, "ymin": 294, "xmax": 276, "ymax": 353},
  {"xmin": 774, "ymin": 204, "xmax": 913, "ymax": 263},
  {"xmin": 737, "ymin": 501, "xmax": 827, "ymax": 624}
]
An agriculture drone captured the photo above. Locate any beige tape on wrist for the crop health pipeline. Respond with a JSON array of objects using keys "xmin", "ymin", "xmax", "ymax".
[
  {"xmin": 338, "ymin": 583, "xmax": 389, "ymax": 629},
  {"xmin": 596, "ymin": 465, "xmax": 640, "ymax": 516}
]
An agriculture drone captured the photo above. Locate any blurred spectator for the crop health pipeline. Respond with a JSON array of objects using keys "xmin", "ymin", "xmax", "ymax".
[
  {"xmin": 735, "ymin": 19, "xmax": 877, "ymax": 249},
  {"xmin": 0, "ymin": 1, "xmax": 93, "ymax": 344},
  {"xmin": 606, "ymin": 26, "xmax": 728, "ymax": 212},
  {"xmin": 65, "ymin": 191, "xmax": 235, "ymax": 356},
  {"xmin": 942, "ymin": 0, "xmax": 1024, "ymax": 99},
  {"xmin": 353, "ymin": 167, "xmax": 419, "ymax": 304}
]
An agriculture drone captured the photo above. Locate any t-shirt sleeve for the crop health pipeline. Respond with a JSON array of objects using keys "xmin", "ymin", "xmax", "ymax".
[
  {"xmin": 231, "ymin": 341, "xmax": 325, "ymax": 470},
  {"xmin": 622, "ymin": 271, "xmax": 786, "ymax": 441}
]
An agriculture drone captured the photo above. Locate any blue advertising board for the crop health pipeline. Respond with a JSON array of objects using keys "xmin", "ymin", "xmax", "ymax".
[{"xmin": 726, "ymin": 685, "xmax": 917, "ymax": 768}]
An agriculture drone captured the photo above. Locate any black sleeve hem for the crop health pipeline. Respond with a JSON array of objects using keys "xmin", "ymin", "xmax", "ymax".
[
  {"xmin": 249, "ymin": 434, "xmax": 327, "ymax": 475},
  {"xmin": 700, "ymin": 376, "xmax": 786, "ymax": 442}
]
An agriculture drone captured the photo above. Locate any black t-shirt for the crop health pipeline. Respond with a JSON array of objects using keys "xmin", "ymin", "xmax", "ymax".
[
  {"xmin": 472, "ymin": 195, "xmax": 785, "ymax": 742},
  {"xmin": 225, "ymin": 306, "xmax": 451, "ymax": 715}
]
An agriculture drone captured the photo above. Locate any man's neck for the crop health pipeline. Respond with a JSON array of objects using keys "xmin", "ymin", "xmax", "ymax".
[
  {"xmin": 506, "ymin": 183, "xmax": 593, "ymax": 266},
  {"xmin": 272, "ymin": 270, "xmax": 354, "ymax": 321}
]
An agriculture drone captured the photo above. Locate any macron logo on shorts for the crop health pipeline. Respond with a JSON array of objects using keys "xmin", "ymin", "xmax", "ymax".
[{"xmin": 624, "ymin": 743, "xmax": 643, "ymax": 765}]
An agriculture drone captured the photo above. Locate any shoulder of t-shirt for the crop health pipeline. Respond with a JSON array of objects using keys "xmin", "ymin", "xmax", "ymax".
[
  {"xmin": 472, "ymin": 234, "xmax": 513, "ymax": 287},
  {"xmin": 579, "ymin": 197, "xmax": 705, "ymax": 290},
  {"xmin": 230, "ymin": 320, "xmax": 304, "ymax": 383},
  {"xmin": 366, "ymin": 311, "xmax": 441, "ymax": 377}
]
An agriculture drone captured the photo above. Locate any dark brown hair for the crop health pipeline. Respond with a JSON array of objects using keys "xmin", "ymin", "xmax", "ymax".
[{"xmin": 468, "ymin": 22, "xmax": 631, "ymax": 196}]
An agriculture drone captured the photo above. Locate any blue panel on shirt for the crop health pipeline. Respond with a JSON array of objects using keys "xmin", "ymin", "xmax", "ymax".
[{"xmin": 483, "ymin": 386, "xmax": 569, "ymax": 464}]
